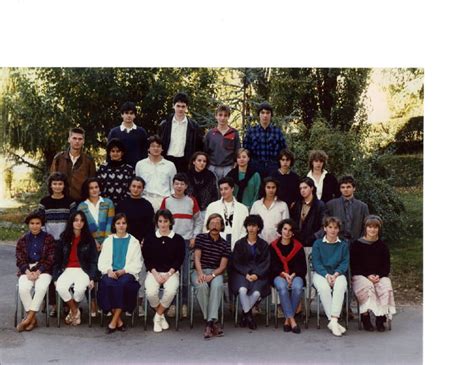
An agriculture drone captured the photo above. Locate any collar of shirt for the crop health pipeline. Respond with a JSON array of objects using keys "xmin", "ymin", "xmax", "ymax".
[
  {"xmin": 155, "ymin": 230, "xmax": 175, "ymax": 238},
  {"xmin": 323, "ymin": 236, "xmax": 341, "ymax": 243},
  {"xmin": 120, "ymin": 123, "xmax": 137, "ymax": 133},
  {"xmin": 172, "ymin": 115, "xmax": 188, "ymax": 125},
  {"xmin": 257, "ymin": 123, "xmax": 273, "ymax": 132},
  {"xmin": 343, "ymin": 197, "xmax": 354, "ymax": 204},
  {"xmin": 68, "ymin": 151, "xmax": 81, "ymax": 165},
  {"xmin": 113, "ymin": 233, "xmax": 130, "ymax": 239}
]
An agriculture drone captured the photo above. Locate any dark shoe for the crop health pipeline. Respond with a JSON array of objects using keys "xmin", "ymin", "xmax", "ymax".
[
  {"xmin": 117, "ymin": 322, "xmax": 127, "ymax": 332},
  {"xmin": 361, "ymin": 314, "xmax": 374, "ymax": 332},
  {"xmin": 291, "ymin": 324, "xmax": 301, "ymax": 334},
  {"xmin": 105, "ymin": 325, "xmax": 116, "ymax": 334},
  {"xmin": 212, "ymin": 323, "xmax": 224, "ymax": 337},
  {"xmin": 239, "ymin": 311, "xmax": 248, "ymax": 328},
  {"xmin": 204, "ymin": 325, "xmax": 214, "ymax": 340},
  {"xmin": 375, "ymin": 316, "xmax": 386, "ymax": 332},
  {"xmin": 248, "ymin": 313, "xmax": 257, "ymax": 330},
  {"xmin": 283, "ymin": 324, "xmax": 291, "ymax": 332}
]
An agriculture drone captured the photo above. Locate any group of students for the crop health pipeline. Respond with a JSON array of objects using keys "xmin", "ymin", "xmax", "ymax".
[{"xmin": 15, "ymin": 93, "xmax": 396, "ymax": 339}]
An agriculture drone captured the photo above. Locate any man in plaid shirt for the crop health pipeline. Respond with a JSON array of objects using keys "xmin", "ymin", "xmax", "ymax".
[{"xmin": 243, "ymin": 102, "xmax": 287, "ymax": 177}]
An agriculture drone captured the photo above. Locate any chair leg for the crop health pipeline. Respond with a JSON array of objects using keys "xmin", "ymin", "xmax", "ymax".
[
  {"xmin": 57, "ymin": 291, "xmax": 61, "ymax": 328},
  {"xmin": 316, "ymin": 292, "xmax": 320, "ymax": 329},
  {"xmin": 388, "ymin": 317, "xmax": 392, "ymax": 331},
  {"xmin": 304, "ymin": 289, "xmax": 308, "ymax": 329},
  {"xmin": 175, "ymin": 286, "xmax": 180, "ymax": 331},
  {"xmin": 88, "ymin": 287, "xmax": 92, "ymax": 327},
  {"xmin": 14, "ymin": 283, "xmax": 19, "ymax": 328},
  {"xmin": 356, "ymin": 297, "xmax": 362, "ymax": 330},
  {"xmin": 265, "ymin": 295, "xmax": 269, "ymax": 327},
  {"xmin": 190, "ymin": 288, "xmax": 194, "ymax": 329},
  {"xmin": 234, "ymin": 295, "xmax": 239, "ymax": 327},
  {"xmin": 345, "ymin": 290, "xmax": 349, "ymax": 328},
  {"xmin": 143, "ymin": 292, "xmax": 148, "ymax": 331},
  {"xmin": 220, "ymin": 289, "xmax": 224, "ymax": 328},
  {"xmin": 274, "ymin": 289, "xmax": 278, "ymax": 329},
  {"xmin": 45, "ymin": 289, "xmax": 50, "ymax": 327}
]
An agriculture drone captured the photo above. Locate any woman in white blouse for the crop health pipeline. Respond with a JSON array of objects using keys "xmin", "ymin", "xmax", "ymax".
[
  {"xmin": 306, "ymin": 150, "xmax": 340, "ymax": 203},
  {"xmin": 250, "ymin": 177, "xmax": 289, "ymax": 244}
]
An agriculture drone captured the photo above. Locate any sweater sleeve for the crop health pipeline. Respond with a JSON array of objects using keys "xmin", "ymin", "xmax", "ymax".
[
  {"xmin": 124, "ymin": 237, "xmax": 143, "ymax": 278},
  {"xmin": 87, "ymin": 239, "xmax": 99, "ymax": 281},
  {"xmin": 171, "ymin": 235, "xmax": 186, "ymax": 272},
  {"xmin": 250, "ymin": 173, "xmax": 261, "ymax": 206},
  {"xmin": 98, "ymin": 236, "xmax": 113, "ymax": 274},
  {"xmin": 53, "ymin": 240, "xmax": 64, "ymax": 280},
  {"xmin": 334, "ymin": 241, "xmax": 349, "ymax": 275},
  {"xmin": 191, "ymin": 196, "xmax": 202, "ymax": 238},
  {"xmin": 379, "ymin": 243, "xmax": 391, "ymax": 278},
  {"xmin": 269, "ymin": 247, "xmax": 282, "ymax": 281},
  {"xmin": 311, "ymin": 240, "xmax": 328, "ymax": 277},
  {"xmin": 252, "ymin": 241, "xmax": 271, "ymax": 278},
  {"xmin": 105, "ymin": 201, "xmax": 115, "ymax": 238},
  {"xmin": 38, "ymin": 234, "xmax": 55, "ymax": 274},
  {"xmin": 231, "ymin": 240, "xmax": 250, "ymax": 276},
  {"xmin": 142, "ymin": 235, "xmax": 154, "ymax": 272},
  {"xmin": 294, "ymin": 248, "xmax": 307, "ymax": 280},
  {"xmin": 350, "ymin": 242, "xmax": 364, "ymax": 276},
  {"xmin": 16, "ymin": 235, "xmax": 29, "ymax": 275}
]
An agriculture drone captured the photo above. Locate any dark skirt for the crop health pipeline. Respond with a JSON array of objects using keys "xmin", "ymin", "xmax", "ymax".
[
  {"xmin": 230, "ymin": 272, "xmax": 270, "ymax": 298},
  {"xmin": 97, "ymin": 274, "xmax": 140, "ymax": 312}
]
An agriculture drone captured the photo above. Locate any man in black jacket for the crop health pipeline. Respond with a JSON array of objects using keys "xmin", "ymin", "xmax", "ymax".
[{"xmin": 159, "ymin": 92, "xmax": 204, "ymax": 173}]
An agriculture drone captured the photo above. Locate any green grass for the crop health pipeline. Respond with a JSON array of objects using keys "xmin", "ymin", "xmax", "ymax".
[{"xmin": 390, "ymin": 186, "xmax": 423, "ymax": 303}]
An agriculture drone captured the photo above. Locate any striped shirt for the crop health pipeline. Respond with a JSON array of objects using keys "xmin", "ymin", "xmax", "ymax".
[
  {"xmin": 160, "ymin": 195, "xmax": 201, "ymax": 240},
  {"xmin": 194, "ymin": 233, "xmax": 231, "ymax": 270},
  {"xmin": 39, "ymin": 196, "xmax": 76, "ymax": 240}
]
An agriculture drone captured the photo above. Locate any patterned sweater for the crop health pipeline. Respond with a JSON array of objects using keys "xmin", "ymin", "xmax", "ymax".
[
  {"xmin": 39, "ymin": 196, "xmax": 76, "ymax": 240},
  {"xmin": 77, "ymin": 198, "xmax": 115, "ymax": 244},
  {"xmin": 97, "ymin": 161, "xmax": 134, "ymax": 206}
]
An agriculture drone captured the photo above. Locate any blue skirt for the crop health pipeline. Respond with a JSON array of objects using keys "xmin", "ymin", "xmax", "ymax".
[{"xmin": 97, "ymin": 274, "xmax": 140, "ymax": 312}]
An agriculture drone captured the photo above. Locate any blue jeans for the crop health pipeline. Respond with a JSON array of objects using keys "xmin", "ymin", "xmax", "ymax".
[{"xmin": 274, "ymin": 276, "xmax": 304, "ymax": 318}]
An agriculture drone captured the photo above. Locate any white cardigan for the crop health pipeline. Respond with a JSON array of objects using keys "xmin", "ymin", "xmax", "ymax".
[
  {"xmin": 203, "ymin": 198, "xmax": 248, "ymax": 251},
  {"xmin": 98, "ymin": 233, "xmax": 143, "ymax": 280}
]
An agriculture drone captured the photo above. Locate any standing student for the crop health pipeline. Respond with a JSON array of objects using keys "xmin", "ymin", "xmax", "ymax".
[
  {"xmin": 204, "ymin": 177, "xmax": 248, "ymax": 250},
  {"xmin": 312, "ymin": 216, "xmax": 349, "ymax": 337},
  {"xmin": 186, "ymin": 152, "xmax": 219, "ymax": 221},
  {"xmin": 135, "ymin": 135, "xmax": 177, "ymax": 212},
  {"xmin": 39, "ymin": 172, "xmax": 77, "ymax": 317},
  {"xmin": 107, "ymin": 101, "xmax": 148, "ymax": 168},
  {"xmin": 142, "ymin": 209, "xmax": 185, "ymax": 333},
  {"xmin": 54, "ymin": 211, "xmax": 98, "ymax": 326},
  {"xmin": 97, "ymin": 213, "xmax": 143, "ymax": 334},
  {"xmin": 325, "ymin": 175, "xmax": 369, "ymax": 243},
  {"xmin": 351, "ymin": 215, "xmax": 396, "ymax": 332},
  {"xmin": 227, "ymin": 148, "xmax": 261, "ymax": 209},
  {"xmin": 160, "ymin": 173, "xmax": 202, "ymax": 318},
  {"xmin": 192, "ymin": 214, "xmax": 230, "ymax": 339},
  {"xmin": 97, "ymin": 138, "xmax": 134, "ymax": 206},
  {"xmin": 50, "ymin": 127, "xmax": 96, "ymax": 203},
  {"xmin": 16, "ymin": 211, "xmax": 55, "ymax": 332},
  {"xmin": 159, "ymin": 92, "xmax": 204, "ymax": 173},
  {"xmin": 243, "ymin": 102, "xmax": 286, "ymax": 176},
  {"xmin": 250, "ymin": 177, "xmax": 289, "ymax": 244},
  {"xmin": 306, "ymin": 150, "xmax": 340, "ymax": 203},
  {"xmin": 205, "ymin": 105, "xmax": 241, "ymax": 181},
  {"xmin": 269, "ymin": 149, "xmax": 300, "ymax": 210}
]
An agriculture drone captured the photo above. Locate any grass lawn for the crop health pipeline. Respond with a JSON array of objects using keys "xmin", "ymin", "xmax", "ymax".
[{"xmin": 390, "ymin": 186, "xmax": 423, "ymax": 304}]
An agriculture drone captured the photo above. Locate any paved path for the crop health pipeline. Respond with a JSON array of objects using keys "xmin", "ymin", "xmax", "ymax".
[{"xmin": 0, "ymin": 244, "xmax": 422, "ymax": 364}]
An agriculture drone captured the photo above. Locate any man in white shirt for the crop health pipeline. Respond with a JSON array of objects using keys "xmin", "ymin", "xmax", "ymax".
[
  {"xmin": 159, "ymin": 93, "xmax": 203, "ymax": 173},
  {"xmin": 135, "ymin": 135, "xmax": 177, "ymax": 212},
  {"xmin": 204, "ymin": 176, "xmax": 248, "ymax": 251}
]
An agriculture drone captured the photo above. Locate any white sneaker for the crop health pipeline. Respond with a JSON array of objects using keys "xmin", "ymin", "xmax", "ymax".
[
  {"xmin": 338, "ymin": 323, "xmax": 346, "ymax": 334},
  {"xmin": 167, "ymin": 305, "xmax": 176, "ymax": 318},
  {"xmin": 125, "ymin": 312, "xmax": 132, "ymax": 317},
  {"xmin": 138, "ymin": 306, "xmax": 145, "ymax": 317},
  {"xmin": 160, "ymin": 314, "xmax": 169, "ymax": 330},
  {"xmin": 153, "ymin": 313, "xmax": 162, "ymax": 333},
  {"xmin": 181, "ymin": 304, "xmax": 188, "ymax": 319},
  {"xmin": 328, "ymin": 320, "xmax": 342, "ymax": 337}
]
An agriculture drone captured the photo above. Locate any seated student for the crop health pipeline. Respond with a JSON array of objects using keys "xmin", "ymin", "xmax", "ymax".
[
  {"xmin": 269, "ymin": 219, "xmax": 307, "ymax": 334},
  {"xmin": 97, "ymin": 138, "xmax": 134, "ymax": 206},
  {"xmin": 351, "ymin": 215, "xmax": 396, "ymax": 332},
  {"xmin": 77, "ymin": 177, "xmax": 115, "ymax": 251},
  {"xmin": 97, "ymin": 213, "xmax": 143, "ymax": 334},
  {"xmin": 54, "ymin": 211, "xmax": 98, "ymax": 326},
  {"xmin": 306, "ymin": 150, "xmax": 340, "ymax": 203},
  {"xmin": 39, "ymin": 171, "xmax": 77, "ymax": 316},
  {"xmin": 227, "ymin": 148, "xmax": 261, "ymax": 209},
  {"xmin": 269, "ymin": 149, "xmax": 300, "ymax": 210},
  {"xmin": 142, "ymin": 209, "xmax": 185, "ymax": 333},
  {"xmin": 205, "ymin": 104, "xmax": 241, "ymax": 181},
  {"xmin": 107, "ymin": 101, "xmax": 148, "ymax": 168},
  {"xmin": 186, "ymin": 151, "xmax": 219, "ymax": 221},
  {"xmin": 230, "ymin": 215, "xmax": 270, "ymax": 329},
  {"xmin": 312, "ymin": 216, "xmax": 349, "ymax": 337},
  {"xmin": 192, "ymin": 214, "xmax": 231, "ymax": 340},
  {"xmin": 15, "ymin": 211, "xmax": 55, "ymax": 332},
  {"xmin": 250, "ymin": 177, "xmax": 289, "ymax": 244}
]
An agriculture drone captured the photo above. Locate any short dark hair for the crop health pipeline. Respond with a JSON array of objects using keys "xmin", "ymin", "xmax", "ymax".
[
  {"xmin": 106, "ymin": 138, "xmax": 126, "ymax": 161},
  {"xmin": 276, "ymin": 218, "xmax": 298, "ymax": 236},
  {"xmin": 188, "ymin": 151, "xmax": 209, "ymax": 171},
  {"xmin": 147, "ymin": 135, "xmax": 163, "ymax": 149},
  {"xmin": 215, "ymin": 104, "xmax": 231, "ymax": 116},
  {"xmin": 278, "ymin": 149, "xmax": 295, "ymax": 167},
  {"xmin": 339, "ymin": 175, "xmax": 356, "ymax": 188},
  {"xmin": 112, "ymin": 213, "xmax": 128, "ymax": 233},
  {"xmin": 69, "ymin": 127, "xmax": 85, "ymax": 137},
  {"xmin": 323, "ymin": 216, "xmax": 342, "ymax": 229},
  {"xmin": 244, "ymin": 214, "xmax": 264, "ymax": 233},
  {"xmin": 47, "ymin": 172, "xmax": 69, "ymax": 196},
  {"xmin": 260, "ymin": 176, "xmax": 280, "ymax": 200},
  {"xmin": 173, "ymin": 92, "xmax": 189, "ymax": 105},
  {"xmin": 81, "ymin": 177, "xmax": 102, "ymax": 201},
  {"xmin": 218, "ymin": 176, "xmax": 235, "ymax": 189},
  {"xmin": 24, "ymin": 210, "xmax": 45, "ymax": 225},
  {"xmin": 257, "ymin": 101, "xmax": 273, "ymax": 116},
  {"xmin": 154, "ymin": 209, "xmax": 175, "ymax": 229},
  {"xmin": 129, "ymin": 176, "xmax": 146, "ymax": 189},
  {"xmin": 299, "ymin": 177, "xmax": 317, "ymax": 197},
  {"xmin": 308, "ymin": 149, "xmax": 328, "ymax": 171},
  {"xmin": 206, "ymin": 213, "xmax": 225, "ymax": 232},
  {"xmin": 173, "ymin": 173, "xmax": 189, "ymax": 185},
  {"xmin": 120, "ymin": 101, "xmax": 137, "ymax": 115}
]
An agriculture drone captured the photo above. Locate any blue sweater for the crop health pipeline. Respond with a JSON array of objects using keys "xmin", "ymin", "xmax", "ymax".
[
  {"xmin": 311, "ymin": 237, "xmax": 349, "ymax": 276},
  {"xmin": 107, "ymin": 126, "xmax": 148, "ymax": 168}
]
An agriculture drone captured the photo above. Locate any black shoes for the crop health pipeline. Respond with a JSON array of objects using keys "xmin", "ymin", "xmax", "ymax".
[
  {"xmin": 283, "ymin": 324, "xmax": 292, "ymax": 332},
  {"xmin": 248, "ymin": 313, "xmax": 257, "ymax": 330},
  {"xmin": 291, "ymin": 325, "xmax": 301, "ymax": 334},
  {"xmin": 239, "ymin": 311, "xmax": 248, "ymax": 328},
  {"xmin": 361, "ymin": 314, "xmax": 375, "ymax": 332},
  {"xmin": 375, "ymin": 316, "xmax": 386, "ymax": 332}
]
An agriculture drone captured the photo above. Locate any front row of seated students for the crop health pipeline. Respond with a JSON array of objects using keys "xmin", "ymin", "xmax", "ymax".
[{"xmin": 16, "ymin": 209, "xmax": 395, "ymax": 337}]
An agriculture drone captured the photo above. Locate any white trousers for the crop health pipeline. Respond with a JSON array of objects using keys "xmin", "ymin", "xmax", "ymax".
[
  {"xmin": 56, "ymin": 268, "xmax": 90, "ymax": 303},
  {"xmin": 145, "ymin": 271, "xmax": 180, "ymax": 309},
  {"xmin": 18, "ymin": 273, "xmax": 52, "ymax": 312},
  {"xmin": 313, "ymin": 272, "xmax": 347, "ymax": 320}
]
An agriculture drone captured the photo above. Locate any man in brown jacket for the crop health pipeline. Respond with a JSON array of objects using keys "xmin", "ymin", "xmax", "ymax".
[{"xmin": 50, "ymin": 127, "xmax": 96, "ymax": 203}]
